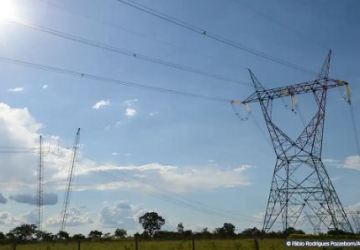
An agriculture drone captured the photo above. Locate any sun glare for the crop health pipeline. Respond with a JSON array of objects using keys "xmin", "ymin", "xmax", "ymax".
[{"xmin": 0, "ymin": 0, "xmax": 18, "ymax": 21}]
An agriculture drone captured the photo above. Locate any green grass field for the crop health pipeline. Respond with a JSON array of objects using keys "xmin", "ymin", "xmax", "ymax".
[{"xmin": 0, "ymin": 238, "xmax": 359, "ymax": 250}]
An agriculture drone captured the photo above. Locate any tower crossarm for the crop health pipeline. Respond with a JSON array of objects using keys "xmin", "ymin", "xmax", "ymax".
[{"xmin": 239, "ymin": 78, "xmax": 348, "ymax": 104}]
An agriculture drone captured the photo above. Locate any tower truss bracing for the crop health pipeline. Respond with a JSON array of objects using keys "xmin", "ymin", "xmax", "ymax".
[{"xmin": 237, "ymin": 51, "xmax": 353, "ymax": 233}]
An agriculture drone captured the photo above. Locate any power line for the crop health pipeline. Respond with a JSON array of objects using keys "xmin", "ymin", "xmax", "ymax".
[
  {"xmin": 0, "ymin": 56, "xmax": 232, "ymax": 103},
  {"xmin": 349, "ymin": 104, "xmax": 360, "ymax": 156},
  {"xmin": 35, "ymin": 0, "xmax": 246, "ymax": 82},
  {"xmin": 232, "ymin": 0, "xmax": 329, "ymax": 51},
  {"xmin": 115, "ymin": 0, "xmax": 317, "ymax": 76},
  {"xmin": 7, "ymin": 19, "xmax": 248, "ymax": 87}
]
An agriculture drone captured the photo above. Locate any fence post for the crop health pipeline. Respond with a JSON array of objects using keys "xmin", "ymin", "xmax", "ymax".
[
  {"xmin": 253, "ymin": 237, "xmax": 259, "ymax": 250},
  {"xmin": 135, "ymin": 237, "xmax": 139, "ymax": 250},
  {"xmin": 192, "ymin": 237, "xmax": 195, "ymax": 250},
  {"xmin": 12, "ymin": 242, "xmax": 16, "ymax": 250},
  {"xmin": 77, "ymin": 240, "xmax": 81, "ymax": 250}
]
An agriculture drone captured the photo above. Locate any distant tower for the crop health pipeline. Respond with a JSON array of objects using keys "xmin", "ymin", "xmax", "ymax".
[
  {"xmin": 60, "ymin": 128, "xmax": 81, "ymax": 232},
  {"xmin": 238, "ymin": 51, "xmax": 353, "ymax": 233},
  {"xmin": 37, "ymin": 135, "xmax": 43, "ymax": 231}
]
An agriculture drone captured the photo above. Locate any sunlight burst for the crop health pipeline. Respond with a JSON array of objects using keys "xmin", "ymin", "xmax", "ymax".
[{"xmin": 0, "ymin": 0, "xmax": 18, "ymax": 21}]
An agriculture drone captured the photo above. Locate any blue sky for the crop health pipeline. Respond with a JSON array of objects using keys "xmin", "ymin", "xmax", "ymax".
[{"xmin": 0, "ymin": 0, "xmax": 359, "ymax": 235}]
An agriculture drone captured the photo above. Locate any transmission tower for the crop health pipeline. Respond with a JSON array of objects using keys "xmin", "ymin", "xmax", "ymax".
[
  {"xmin": 60, "ymin": 128, "xmax": 81, "ymax": 232},
  {"xmin": 305, "ymin": 212, "xmax": 321, "ymax": 234},
  {"xmin": 37, "ymin": 135, "xmax": 43, "ymax": 231},
  {"xmin": 348, "ymin": 211, "xmax": 360, "ymax": 233},
  {"xmin": 234, "ymin": 51, "xmax": 353, "ymax": 233}
]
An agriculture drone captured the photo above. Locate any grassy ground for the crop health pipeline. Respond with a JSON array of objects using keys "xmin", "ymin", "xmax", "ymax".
[{"xmin": 0, "ymin": 238, "xmax": 359, "ymax": 250}]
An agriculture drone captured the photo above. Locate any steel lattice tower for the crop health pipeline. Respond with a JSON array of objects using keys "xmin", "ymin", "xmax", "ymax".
[{"xmin": 239, "ymin": 51, "xmax": 353, "ymax": 233}]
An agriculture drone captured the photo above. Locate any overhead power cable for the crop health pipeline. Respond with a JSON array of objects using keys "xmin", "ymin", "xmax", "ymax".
[
  {"xmin": 7, "ymin": 20, "xmax": 247, "ymax": 86},
  {"xmin": 232, "ymin": 0, "xmax": 329, "ymax": 51},
  {"xmin": 0, "ymin": 56, "xmax": 231, "ymax": 103},
  {"xmin": 349, "ymin": 104, "xmax": 360, "ymax": 156},
  {"xmin": 115, "ymin": 0, "xmax": 317, "ymax": 76}
]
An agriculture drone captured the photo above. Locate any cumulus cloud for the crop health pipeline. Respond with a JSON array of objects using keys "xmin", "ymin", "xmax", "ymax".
[
  {"xmin": 0, "ymin": 210, "xmax": 38, "ymax": 226},
  {"xmin": 0, "ymin": 211, "xmax": 21, "ymax": 226},
  {"xmin": 0, "ymin": 193, "xmax": 7, "ymax": 204},
  {"xmin": 125, "ymin": 107, "xmax": 137, "ymax": 117},
  {"xmin": 42, "ymin": 84, "xmax": 48, "ymax": 89},
  {"xmin": 343, "ymin": 155, "xmax": 360, "ymax": 170},
  {"xmin": 100, "ymin": 201, "xmax": 142, "ymax": 229},
  {"xmin": 0, "ymin": 103, "xmax": 41, "ymax": 190},
  {"xmin": 72, "ymin": 163, "xmax": 252, "ymax": 193},
  {"xmin": 7, "ymin": 87, "xmax": 24, "ymax": 92},
  {"xmin": 0, "ymin": 102, "xmax": 252, "ymax": 196},
  {"xmin": 46, "ymin": 208, "xmax": 93, "ymax": 227},
  {"xmin": 9, "ymin": 193, "xmax": 58, "ymax": 206},
  {"xmin": 92, "ymin": 100, "xmax": 110, "ymax": 109},
  {"xmin": 123, "ymin": 99, "xmax": 138, "ymax": 117}
]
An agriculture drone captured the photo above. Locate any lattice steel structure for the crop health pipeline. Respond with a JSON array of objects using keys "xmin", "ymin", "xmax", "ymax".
[
  {"xmin": 37, "ymin": 135, "xmax": 43, "ymax": 231},
  {"xmin": 239, "ymin": 51, "xmax": 353, "ymax": 233}
]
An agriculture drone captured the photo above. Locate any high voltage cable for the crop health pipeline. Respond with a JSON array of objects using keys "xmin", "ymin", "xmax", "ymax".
[
  {"xmin": 0, "ymin": 56, "xmax": 231, "ymax": 103},
  {"xmin": 232, "ymin": 0, "xmax": 329, "ymax": 51},
  {"xmin": 115, "ymin": 0, "xmax": 317, "ymax": 76},
  {"xmin": 34, "ymin": 0, "xmax": 236, "ymax": 80},
  {"xmin": 349, "ymin": 104, "xmax": 360, "ymax": 156},
  {"xmin": 7, "ymin": 20, "xmax": 247, "ymax": 87}
]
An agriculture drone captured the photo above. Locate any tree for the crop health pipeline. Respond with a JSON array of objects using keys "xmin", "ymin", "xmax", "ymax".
[
  {"xmin": 139, "ymin": 212, "xmax": 165, "ymax": 237},
  {"xmin": 103, "ymin": 232, "xmax": 112, "ymax": 240},
  {"xmin": 88, "ymin": 230, "xmax": 103, "ymax": 239},
  {"xmin": 5, "ymin": 232, "xmax": 14, "ymax": 241},
  {"xmin": 0, "ymin": 232, "xmax": 5, "ymax": 242},
  {"xmin": 222, "ymin": 223, "xmax": 236, "ymax": 236},
  {"xmin": 72, "ymin": 234, "xmax": 85, "ymax": 240},
  {"xmin": 9, "ymin": 224, "xmax": 37, "ymax": 241},
  {"xmin": 114, "ymin": 228, "xmax": 127, "ymax": 239},
  {"xmin": 241, "ymin": 227, "xmax": 261, "ymax": 237},
  {"xmin": 177, "ymin": 223, "xmax": 184, "ymax": 234},
  {"xmin": 36, "ymin": 230, "xmax": 54, "ymax": 241},
  {"xmin": 284, "ymin": 227, "xmax": 305, "ymax": 236},
  {"xmin": 57, "ymin": 231, "xmax": 69, "ymax": 240},
  {"xmin": 214, "ymin": 223, "xmax": 236, "ymax": 237}
]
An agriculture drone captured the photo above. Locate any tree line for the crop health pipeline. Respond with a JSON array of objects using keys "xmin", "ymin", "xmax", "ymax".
[{"xmin": 0, "ymin": 211, "xmax": 357, "ymax": 243}]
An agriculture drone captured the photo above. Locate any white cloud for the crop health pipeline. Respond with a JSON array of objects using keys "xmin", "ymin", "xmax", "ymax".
[
  {"xmin": 111, "ymin": 152, "xmax": 119, "ymax": 156},
  {"xmin": 42, "ymin": 84, "xmax": 48, "ymax": 89},
  {"xmin": 92, "ymin": 100, "xmax": 110, "ymax": 110},
  {"xmin": 7, "ymin": 87, "xmax": 24, "ymax": 92},
  {"xmin": 0, "ymin": 102, "xmax": 252, "ymax": 196},
  {"xmin": 0, "ymin": 103, "xmax": 41, "ymax": 191},
  {"xmin": 0, "ymin": 210, "xmax": 38, "ymax": 227},
  {"xmin": 46, "ymin": 208, "xmax": 93, "ymax": 227},
  {"xmin": 72, "ymin": 163, "xmax": 252, "ymax": 193},
  {"xmin": 343, "ymin": 155, "xmax": 360, "ymax": 170},
  {"xmin": 45, "ymin": 208, "xmax": 94, "ymax": 227},
  {"xmin": 149, "ymin": 111, "xmax": 159, "ymax": 117},
  {"xmin": 100, "ymin": 201, "xmax": 143, "ymax": 229},
  {"xmin": 0, "ymin": 211, "xmax": 21, "ymax": 226},
  {"xmin": 125, "ymin": 107, "xmax": 137, "ymax": 117}
]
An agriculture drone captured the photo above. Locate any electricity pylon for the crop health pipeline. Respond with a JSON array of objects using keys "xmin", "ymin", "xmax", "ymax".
[{"xmin": 234, "ymin": 51, "xmax": 353, "ymax": 233}]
